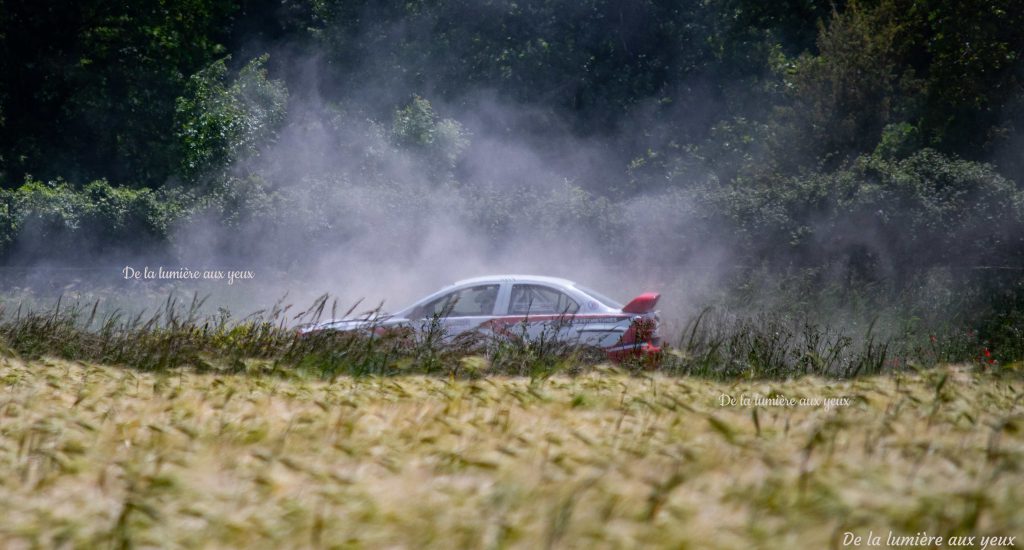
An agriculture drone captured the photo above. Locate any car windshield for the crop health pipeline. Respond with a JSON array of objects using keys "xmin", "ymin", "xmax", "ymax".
[{"xmin": 574, "ymin": 285, "xmax": 623, "ymax": 310}]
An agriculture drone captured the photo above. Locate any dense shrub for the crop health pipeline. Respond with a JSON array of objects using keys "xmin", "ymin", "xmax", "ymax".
[
  {"xmin": 0, "ymin": 179, "xmax": 188, "ymax": 262},
  {"xmin": 720, "ymin": 149, "xmax": 1024, "ymax": 287}
]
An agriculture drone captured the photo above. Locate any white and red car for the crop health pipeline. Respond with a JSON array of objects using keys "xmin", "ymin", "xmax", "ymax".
[{"xmin": 307, "ymin": 275, "xmax": 662, "ymax": 361}]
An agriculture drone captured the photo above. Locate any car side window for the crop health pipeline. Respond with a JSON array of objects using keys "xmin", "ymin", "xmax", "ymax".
[
  {"xmin": 508, "ymin": 285, "xmax": 579, "ymax": 315},
  {"xmin": 419, "ymin": 284, "xmax": 499, "ymax": 318}
]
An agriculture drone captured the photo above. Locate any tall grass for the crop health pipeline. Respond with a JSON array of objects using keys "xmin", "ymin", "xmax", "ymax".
[
  {"xmin": 659, "ymin": 307, "xmax": 1021, "ymax": 378},
  {"xmin": 0, "ymin": 294, "xmax": 1018, "ymax": 380}
]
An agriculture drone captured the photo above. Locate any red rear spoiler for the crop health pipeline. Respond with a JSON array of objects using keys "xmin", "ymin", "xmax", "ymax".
[{"xmin": 622, "ymin": 292, "xmax": 660, "ymax": 314}]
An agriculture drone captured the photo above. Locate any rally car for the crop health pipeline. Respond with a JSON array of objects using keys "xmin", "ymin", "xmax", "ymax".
[{"xmin": 305, "ymin": 275, "xmax": 662, "ymax": 360}]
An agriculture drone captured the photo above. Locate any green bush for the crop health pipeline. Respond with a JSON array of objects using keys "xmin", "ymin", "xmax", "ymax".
[
  {"xmin": 391, "ymin": 95, "xmax": 469, "ymax": 181},
  {"xmin": 0, "ymin": 178, "xmax": 189, "ymax": 262},
  {"xmin": 721, "ymin": 149, "xmax": 1024, "ymax": 280}
]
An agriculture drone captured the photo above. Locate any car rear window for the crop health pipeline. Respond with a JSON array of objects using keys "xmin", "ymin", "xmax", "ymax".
[
  {"xmin": 509, "ymin": 285, "xmax": 579, "ymax": 315},
  {"xmin": 574, "ymin": 285, "xmax": 623, "ymax": 310}
]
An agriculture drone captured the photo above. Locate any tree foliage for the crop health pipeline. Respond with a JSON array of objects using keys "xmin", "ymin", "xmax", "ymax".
[
  {"xmin": 175, "ymin": 55, "xmax": 289, "ymax": 183},
  {"xmin": 0, "ymin": 0, "xmax": 236, "ymax": 187}
]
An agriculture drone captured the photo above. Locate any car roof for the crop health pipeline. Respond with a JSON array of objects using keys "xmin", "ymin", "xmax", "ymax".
[{"xmin": 451, "ymin": 274, "xmax": 577, "ymax": 288}]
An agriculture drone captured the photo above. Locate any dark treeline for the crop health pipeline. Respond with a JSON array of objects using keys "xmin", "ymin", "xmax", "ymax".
[
  {"xmin": 1, "ymin": 0, "xmax": 1024, "ymax": 346},
  {"xmin": 3, "ymin": 0, "xmax": 1022, "ymax": 186}
]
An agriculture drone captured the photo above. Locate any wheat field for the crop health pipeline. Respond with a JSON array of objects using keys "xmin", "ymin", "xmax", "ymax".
[{"xmin": 1, "ymin": 357, "xmax": 1022, "ymax": 549}]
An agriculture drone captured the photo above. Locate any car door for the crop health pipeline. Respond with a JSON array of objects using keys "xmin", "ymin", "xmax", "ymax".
[
  {"xmin": 497, "ymin": 284, "xmax": 581, "ymax": 343},
  {"xmin": 412, "ymin": 284, "xmax": 500, "ymax": 337}
]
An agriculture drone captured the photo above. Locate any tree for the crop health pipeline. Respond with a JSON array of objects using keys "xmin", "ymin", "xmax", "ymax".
[
  {"xmin": 0, "ymin": 0, "xmax": 235, "ymax": 187},
  {"xmin": 174, "ymin": 55, "xmax": 289, "ymax": 184},
  {"xmin": 780, "ymin": 1, "xmax": 915, "ymax": 166}
]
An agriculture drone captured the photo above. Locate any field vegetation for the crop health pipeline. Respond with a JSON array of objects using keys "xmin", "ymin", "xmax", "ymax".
[
  {"xmin": 0, "ymin": 294, "xmax": 1019, "ymax": 548},
  {"xmin": 0, "ymin": 294, "xmax": 1018, "ymax": 380},
  {"xmin": 1, "ymin": 356, "xmax": 1021, "ymax": 548}
]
